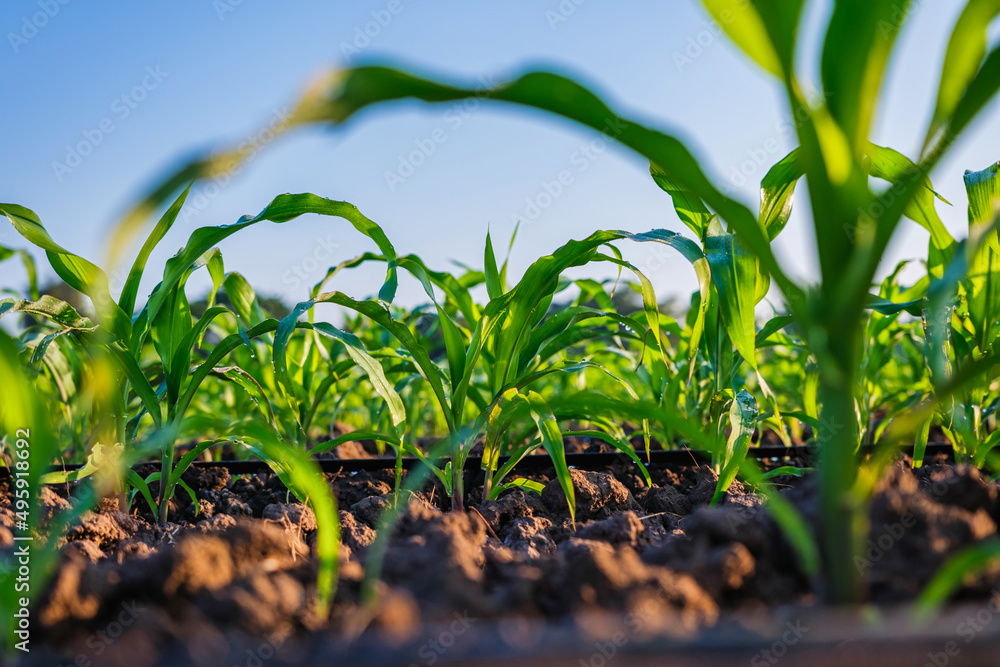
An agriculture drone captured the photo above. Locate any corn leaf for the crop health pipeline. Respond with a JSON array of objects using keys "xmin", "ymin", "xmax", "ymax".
[
  {"xmin": 238, "ymin": 424, "xmax": 339, "ymax": 618},
  {"xmin": 143, "ymin": 194, "xmax": 398, "ymax": 331},
  {"xmin": 964, "ymin": 161, "xmax": 1000, "ymax": 350},
  {"xmin": 866, "ymin": 144, "xmax": 956, "ymax": 257},
  {"xmin": 312, "ymin": 321, "xmax": 405, "ymax": 426},
  {"xmin": 150, "ymin": 282, "xmax": 193, "ymax": 407},
  {"xmin": 0, "ymin": 204, "xmax": 130, "ymax": 342},
  {"xmin": 714, "ymin": 389, "xmax": 759, "ymax": 503},
  {"xmin": 865, "ymin": 295, "xmax": 924, "ymax": 317},
  {"xmin": 524, "ymin": 391, "xmax": 575, "ymax": 523},
  {"xmin": 0, "ymin": 295, "xmax": 91, "ymax": 329},
  {"xmin": 821, "ymin": 0, "xmax": 911, "ymax": 154},
  {"xmin": 305, "ymin": 292, "xmax": 454, "ymax": 432},
  {"xmin": 484, "ymin": 230, "xmax": 503, "ymax": 300},
  {"xmin": 699, "ymin": 0, "xmax": 785, "ymax": 77},
  {"xmin": 759, "ymin": 149, "xmax": 802, "ymax": 241},
  {"xmin": 0, "ymin": 247, "xmax": 38, "ymax": 301},
  {"xmin": 311, "ymin": 66, "xmax": 798, "ymax": 304},
  {"xmin": 926, "ymin": 0, "xmax": 1000, "ymax": 149},
  {"xmin": 940, "ymin": 43, "xmax": 1000, "ymax": 148},
  {"xmin": 119, "ymin": 185, "xmax": 191, "ymax": 317},
  {"xmin": 208, "ymin": 366, "xmax": 278, "ymax": 428},
  {"xmin": 915, "ymin": 538, "xmax": 1000, "ymax": 622},
  {"xmin": 649, "ymin": 163, "xmax": 713, "ymax": 241},
  {"xmin": 0, "ymin": 331, "xmax": 63, "ymax": 643},
  {"xmin": 704, "ymin": 217, "xmax": 758, "ymax": 368}
]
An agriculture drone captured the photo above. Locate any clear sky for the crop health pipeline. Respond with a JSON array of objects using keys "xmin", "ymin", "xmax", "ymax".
[{"xmin": 2, "ymin": 0, "xmax": 998, "ymax": 315}]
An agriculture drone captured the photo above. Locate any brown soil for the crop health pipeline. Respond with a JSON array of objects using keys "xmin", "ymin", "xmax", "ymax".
[{"xmin": 4, "ymin": 453, "xmax": 1000, "ymax": 665}]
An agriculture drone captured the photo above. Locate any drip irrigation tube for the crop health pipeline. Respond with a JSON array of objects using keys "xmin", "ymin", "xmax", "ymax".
[{"xmin": 2, "ymin": 442, "xmax": 958, "ymax": 481}]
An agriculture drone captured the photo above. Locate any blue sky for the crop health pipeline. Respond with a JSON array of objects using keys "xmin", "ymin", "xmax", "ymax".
[{"xmin": 2, "ymin": 0, "xmax": 998, "ymax": 314}]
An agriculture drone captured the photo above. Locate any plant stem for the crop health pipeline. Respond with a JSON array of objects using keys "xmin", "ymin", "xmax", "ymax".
[
  {"xmin": 817, "ymin": 373, "xmax": 863, "ymax": 603},
  {"xmin": 482, "ymin": 475, "xmax": 493, "ymax": 505},
  {"xmin": 157, "ymin": 446, "xmax": 173, "ymax": 525},
  {"xmin": 451, "ymin": 434, "xmax": 465, "ymax": 512},
  {"xmin": 158, "ymin": 420, "xmax": 176, "ymax": 525},
  {"xmin": 394, "ymin": 445, "xmax": 403, "ymax": 496}
]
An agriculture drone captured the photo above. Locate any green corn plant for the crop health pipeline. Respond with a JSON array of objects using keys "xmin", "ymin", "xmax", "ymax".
[
  {"xmin": 274, "ymin": 228, "xmax": 706, "ymax": 513},
  {"xmin": 712, "ymin": 388, "xmax": 759, "ymax": 504},
  {"xmin": 0, "ymin": 272, "xmax": 91, "ymax": 460},
  {"xmin": 702, "ymin": 0, "xmax": 1000, "ymax": 601},
  {"xmin": 856, "ymin": 156, "xmax": 1000, "ymax": 467},
  {"xmin": 859, "ymin": 264, "xmax": 934, "ymax": 448},
  {"xmin": 948, "ymin": 163, "xmax": 1000, "ymax": 464},
  {"xmin": 650, "ymin": 152, "xmax": 797, "ymax": 397},
  {"xmin": 0, "ymin": 192, "xmax": 397, "ymax": 528},
  {"xmin": 755, "ymin": 323, "xmax": 814, "ymax": 444},
  {"xmin": 0, "ymin": 209, "xmax": 353, "ymax": 620},
  {"xmin": 911, "ymin": 161, "xmax": 1000, "ymax": 465},
  {"xmin": 273, "ymin": 296, "xmax": 409, "ymax": 442},
  {"xmin": 0, "ymin": 333, "xmax": 155, "ymax": 651},
  {"xmin": 0, "ymin": 329, "xmax": 59, "ymax": 651},
  {"xmin": 650, "ymin": 154, "xmax": 808, "ymax": 497},
  {"xmin": 272, "ymin": 295, "xmax": 414, "ymax": 497}
]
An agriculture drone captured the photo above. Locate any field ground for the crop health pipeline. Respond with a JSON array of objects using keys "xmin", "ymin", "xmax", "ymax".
[{"xmin": 8, "ymin": 444, "xmax": 1000, "ymax": 666}]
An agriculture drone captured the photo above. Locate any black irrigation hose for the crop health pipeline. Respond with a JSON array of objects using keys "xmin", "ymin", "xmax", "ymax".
[{"xmin": 2, "ymin": 442, "xmax": 958, "ymax": 481}]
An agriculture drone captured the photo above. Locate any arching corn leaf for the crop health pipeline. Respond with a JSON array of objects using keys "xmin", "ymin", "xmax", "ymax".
[
  {"xmin": 649, "ymin": 163, "xmax": 713, "ymax": 241},
  {"xmin": 1, "ymin": 204, "xmax": 130, "ymax": 342},
  {"xmin": 143, "ymin": 194, "xmax": 398, "ymax": 331}
]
